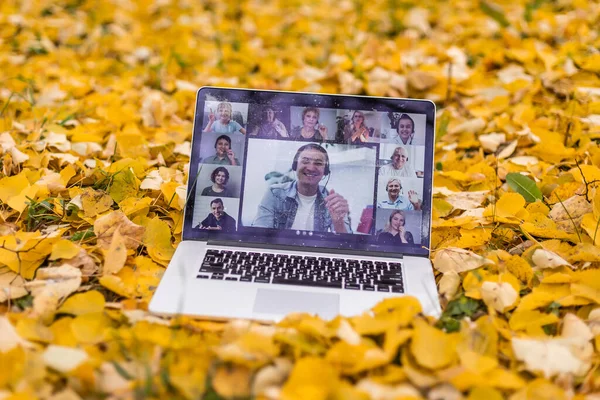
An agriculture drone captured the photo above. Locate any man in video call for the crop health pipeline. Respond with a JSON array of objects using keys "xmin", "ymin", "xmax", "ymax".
[
  {"xmin": 388, "ymin": 113, "xmax": 415, "ymax": 145},
  {"xmin": 379, "ymin": 146, "xmax": 417, "ymax": 177},
  {"xmin": 252, "ymin": 143, "xmax": 352, "ymax": 233},
  {"xmin": 202, "ymin": 135, "xmax": 240, "ymax": 166},
  {"xmin": 377, "ymin": 178, "xmax": 422, "ymax": 210},
  {"xmin": 196, "ymin": 198, "xmax": 237, "ymax": 232}
]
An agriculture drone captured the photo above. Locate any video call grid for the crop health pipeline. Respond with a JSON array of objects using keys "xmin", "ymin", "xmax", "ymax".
[{"xmin": 191, "ymin": 99, "xmax": 428, "ymax": 247}]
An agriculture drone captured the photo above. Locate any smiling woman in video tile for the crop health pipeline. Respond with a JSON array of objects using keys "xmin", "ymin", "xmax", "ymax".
[{"xmin": 378, "ymin": 210, "xmax": 414, "ymax": 245}]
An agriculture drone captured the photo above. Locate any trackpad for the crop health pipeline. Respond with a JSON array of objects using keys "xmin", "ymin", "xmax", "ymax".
[{"xmin": 253, "ymin": 289, "xmax": 340, "ymax": 319}]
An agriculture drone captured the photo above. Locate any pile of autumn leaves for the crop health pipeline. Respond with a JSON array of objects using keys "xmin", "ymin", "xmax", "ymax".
[{"xmin": 1, "ymin": 0, "xmax": 600, "ymax": 399}]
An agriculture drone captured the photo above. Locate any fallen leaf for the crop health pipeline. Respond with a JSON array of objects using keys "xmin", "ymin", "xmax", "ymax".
[
  {"xmin": 434, "ymin": 248, "xmax": 494, "ymax": 273},
  {"xmin": 531, "ymin": 249, "xmax": 571, "ymax": 269},
  {"xmin": 24, "ymin": 264, "xmax": 82, "ymax": 321},
  {"xmin": 411, "ymin": 318, "xmax": 458, "ymax": 370},
  {"xmin": 94, "ymin": 211, "xmax": 144, "ymax": 250},
  {"xmin": 102, "ymin": 228, "xmax": 127, "ymax": 275},
  {"xmin": 512, "ymin": 336, "xmax": 593, "ymax": 378},
  {"xmin": 42, "ymin": 345, "xmax": 89, "ymax": 373},
  {"xmin": 57, "ymin": 291, "xmax": 105, "ymax": 316}
]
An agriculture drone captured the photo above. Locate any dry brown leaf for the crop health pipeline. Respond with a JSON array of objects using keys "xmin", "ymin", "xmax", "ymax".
[
  {"xmin": 24, "ymin": 265, "xmax": 82, "ymax": 321},
  {"xmin": 93, "ymin": 211, "xmax": 144, "ymax": 250},
  {"xmin": 0, "ymin": 269, "xmax": 28, "ymax": 302},
  {"xmin": 434, "ymin": 248, "xmax": 494, "ymax": 274}
]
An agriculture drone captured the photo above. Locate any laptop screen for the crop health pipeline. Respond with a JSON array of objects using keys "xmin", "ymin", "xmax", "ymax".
[{"xmin": 183, "ymin": 87, "xmax": 435, "ymax": 258}]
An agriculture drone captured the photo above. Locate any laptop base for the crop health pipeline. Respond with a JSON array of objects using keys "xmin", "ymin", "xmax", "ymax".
[{"xmin": 149, "ymin": 240, "xmax": 441, "ymax": 321}]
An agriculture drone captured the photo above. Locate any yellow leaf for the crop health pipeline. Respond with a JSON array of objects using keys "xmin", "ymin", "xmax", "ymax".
[
  {"xmin": 401, "ymin": 350, "xmax": 439, "ymax": 388},
  {"xmin": 116, "ymin": 132, "xmax": 149, "ymax": 158},
  {"xmin": 80, "ymin": 187, "xmax": 114, "ymax": 218},
  {"xmin": 580, "ymin": 213, "xmax": 600, "ymax": 245},
  {"xmin": 517, "ymin": 284, "xmax": 571, "ymax": 311},
  {"xmin": 49, "ymin": 317, "xmax": 77, "ymax": 347},
  {"xmin": 281, "ymin": 357, "xmax": 339, "ymax": 400},
  {"xmin": 505, "ymin": 255, "xmax": 534, "ymax": 285},
  {"xmin": 510, "ymin": 378, "xmax": 567, "ymax": 400},
  {"xmin": 326, "ymin": 339, "xmax": 389, "ymax": 374},
  {"xmin": 463, "ymin": 269, "xmax": 493, "ymax": 299},
  {"xmin": 371, "ymin": 296, "xmax": 422, "ymax": 324},
  {"xmin": 0, "ymin": 346, "xmax": 26, "ymax": 387},
  {"xmin": 215, "ymin": 331, "xmax": 279, "ymax": 369},
  {"xmin": 15, "ymin": 317, "xmax": 54, "ymax": 343},
  {"xmin": 509, "ymin": 310, "xmax": 559, "ymax": 333},
  {"xmin": 8, "ymin": 183, "xmax": 40, "ymax": 213},
  {"xmin": 108, "ymin": 168, "xmax": 140, "ymax": 203},
  {"xmin": 570, "ymin": 284, "xmax": 600, "ymax": 304},
  {"xmin": 368, "ymin": 365, "xmax": 407, "ymax": 385},
  {"xmin": 454, "ymin": 227, "xmax": 492, "ymax": 248},
  {"xmin": 57, "ymin": 291, "xmax": 105, "ymax": 316},
  {"xmin": 383, "ymin": 329, "xmax": 413, "ymax": 359},
  {"xmin": 49, "ymin": 240, "xmax": 80, "ymax": 261},
  {"xmin": 432, "ymin": 198, "xmax": 454, "ymax": 218},
  {"xmin": 70, "ymin": 312, "xmax": 111, "ymax": 345},
  {"xmin": 484, "ymin": 368, "xmax": 526, "ymax": 390},
  {"xmin": 0, "ymin": 172, "xmax": 28, "ymax": 199},
  {"xmin": 541, "ymin": 272, "xmax": 572, "ymax": 284},
  {"xmin": 102, "ymin": 228, "xmax": 127, "ymax": 275},
  {"xmin": 143, "ymin": 217, "xmax": 175, "ymax": 264},
  {"xmin": 350, "ymin": 314, "xmax": 399, "ymax": 336},
  {"xmin": 160, "ymin": 181, "xmax": 182, "ymax": 210},
  {"xmin": 99, "ymin": 274, "xmax": 134, "ymax": 298},
  {"xmin": 212, "ymin": 365, "xmax": 252, "ymax": 399},
  {"xmin": 119, "ymin": 196, "xmax": 152, "ymax": 218},
  {"xmin": 115, "ymin": 258, "xmax": 164, "ymax": 299},
  {"xmin": 411, "ymin": 318, "xmax": 458, "ymax": 370},
  {"xmin": 467, "ymin": 386, "xmax": 503, "ymax": 400},
  {"xmin": 483, "ymin": 192, "xmax": 526, "ymax": 220},
  {"xmin": 569, "ymin": 165, "xmax": 600, "ymax": 184}
]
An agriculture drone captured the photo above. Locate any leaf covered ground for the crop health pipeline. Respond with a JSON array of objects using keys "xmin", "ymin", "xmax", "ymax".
[{"xmin": 1, "ymin": 0, "xmax": 600, "ymax": 399}]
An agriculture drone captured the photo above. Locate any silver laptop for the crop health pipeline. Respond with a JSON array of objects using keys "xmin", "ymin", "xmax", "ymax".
[{"xmin": 149, "ymin": 87, "xmax": 441, "ymax": 321}]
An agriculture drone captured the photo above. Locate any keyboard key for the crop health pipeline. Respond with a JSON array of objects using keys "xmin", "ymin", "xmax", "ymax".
[
  {"xmin": 377, "ymin": 285, "xmax": 389, "ymax": 292},
  {"xmin": 197, "ymin": 274, "xmax": 209, "ymax": 279},
  {"xmin": 363, "ymin": 285, "xmax": 375, "ymax": 291},
  {"xmin": 225, "ymin": 277, "xmax": 238, "ymax": 281},
  {"xmin": 272, "ymin": 277, "xmax": 342, "ymax": 289},
  {"xmin": 376, "ymin": 277, "xmax": 403, "ymax": 286},
  {"xmin": 344, "ymin": 283, "xmax": 360, "ymax": 290},
  {"xmin": 240, "ymin": 276, "xmax": 252, "ymax": 282},
  {"xmin": 211, "ymin": 275, "xmax": 224, "ymax": 280},
  {"xmin": 199, "ymin": 266, "xmax": 227, "ymax": 273},
  {"xmin": 391, "ymin": 286, "xmax": 404, "ymax": 293},
  {"xmin": 254, "ymin": 277, "xmax": 270, "ymax": 283}
]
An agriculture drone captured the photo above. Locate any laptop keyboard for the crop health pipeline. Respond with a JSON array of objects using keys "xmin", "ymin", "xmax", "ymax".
[{"xmin": 196, "ymin": 249, "xmax": 404, "ymax": 293}]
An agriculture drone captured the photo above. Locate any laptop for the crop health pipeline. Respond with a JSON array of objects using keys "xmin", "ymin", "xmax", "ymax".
[{"xmin": 149, "ymin": 87, "xmax": 441, "ymax": 321}]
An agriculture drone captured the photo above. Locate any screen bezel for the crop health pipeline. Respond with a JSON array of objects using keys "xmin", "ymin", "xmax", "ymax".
[{"xmin": 182, "ymin": 87, "xmax": 436, "ymax": 258}]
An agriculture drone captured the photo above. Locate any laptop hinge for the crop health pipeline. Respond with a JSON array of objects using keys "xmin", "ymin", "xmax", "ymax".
[{"xmin": 206, "ymin": 240, "xmax": 404, "ymax": 259}]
